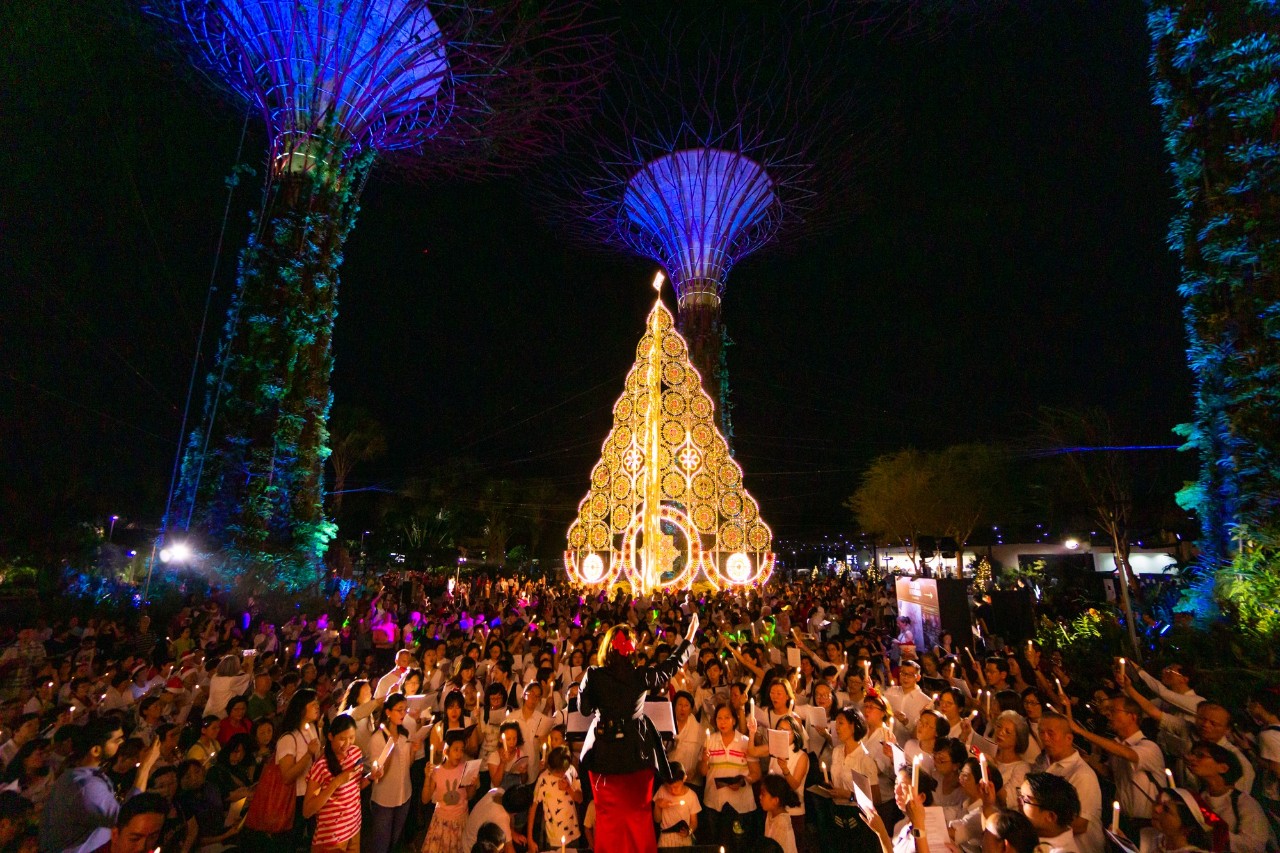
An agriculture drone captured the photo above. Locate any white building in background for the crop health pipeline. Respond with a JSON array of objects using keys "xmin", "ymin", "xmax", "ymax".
[{"xmin": 873, "ymin": 541, "xmax": 1179, "ymax": 577}]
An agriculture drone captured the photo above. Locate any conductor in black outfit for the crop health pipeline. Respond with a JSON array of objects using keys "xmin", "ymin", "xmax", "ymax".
[{"xmin": 577, "ymin": 612, "xmax": 700, "ymax": 853}]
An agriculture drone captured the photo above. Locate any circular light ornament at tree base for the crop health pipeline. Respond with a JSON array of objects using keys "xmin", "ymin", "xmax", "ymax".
[
  {"xmin": 581, "ymin": 553, "xmax": 605, "ymax": 584},
  {"xmin": 563, "ymin": 285, "xmax": 774, "ymax": 592}
]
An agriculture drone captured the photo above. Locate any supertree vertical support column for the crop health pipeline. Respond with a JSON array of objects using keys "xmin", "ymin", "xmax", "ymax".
[
  {"xmin": 148, "ymin": 0, "xmax": 604, "ymax": 590},
  {"xmin": 548, "ymin": 9, "xmax": 864, "ymax": 439},
  {"xmin": 1146, "ymin": 1, "xmax": 1280, "ymax": 622}
]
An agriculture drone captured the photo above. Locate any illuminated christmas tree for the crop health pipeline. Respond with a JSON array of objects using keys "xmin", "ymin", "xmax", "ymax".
[{"xmin": 565, "ymin": 274, "xmax": 775, "ymax": 593}]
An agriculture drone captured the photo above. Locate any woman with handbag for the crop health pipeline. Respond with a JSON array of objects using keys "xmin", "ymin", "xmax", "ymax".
[{"xmin": 243, "ymin": 688, "xmax": 322, "ymax": 852}]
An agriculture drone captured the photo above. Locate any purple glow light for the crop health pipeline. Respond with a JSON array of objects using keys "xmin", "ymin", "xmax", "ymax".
[
  {"xmin": 623, "ymin": 148, "xmax": 776, "ymax": 302},
  {"xmin": 163, "ymin": 0, "xmax": 451, "ymax": 169}
]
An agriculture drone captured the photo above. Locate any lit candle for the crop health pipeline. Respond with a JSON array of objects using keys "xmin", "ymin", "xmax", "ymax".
[
  {"xmin": 912, "ymin": 754, "xmax": 921, "ymax": 791},
  {"xmin": 821, "ymin": 760, "xmax": 831, "ymax": 785},
  {"xmin": 560, "ymin": 836, "xmax": 566, "ymax": 853},
  {"xmin": 1119, "ymin": 658, "xmax": 1127, "ymax": 678},
  {"xmin": 1165, "ymin": 768, "xmax": 1175, "ymax": 788},
  {"xmin": 1111, "ymin": 801, "xmax": 1121, "ymax": 833},
  {"xmin": 978, "ymin": 752, "xmax": 989, "ymax": 785}
]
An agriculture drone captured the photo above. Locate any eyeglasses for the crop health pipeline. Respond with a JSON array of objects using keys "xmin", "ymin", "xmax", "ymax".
[{"xmin": 1017, "ymin": 794, "xmax": 1040, "ymax": 807}]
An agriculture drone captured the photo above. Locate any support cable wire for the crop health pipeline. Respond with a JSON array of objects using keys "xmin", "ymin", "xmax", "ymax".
[{"xmin": 159, "ymin": 107, "xmax": 253, "ymax": 537}]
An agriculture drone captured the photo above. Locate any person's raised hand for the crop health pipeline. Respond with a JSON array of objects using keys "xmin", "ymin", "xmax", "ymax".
[
  {"xmin": 685, "ymin": 614, "xmax": 700, "ymax": 644},
  {"xmin": 978, "ymin": 778, "xmax": 998, "ymax": 810}
]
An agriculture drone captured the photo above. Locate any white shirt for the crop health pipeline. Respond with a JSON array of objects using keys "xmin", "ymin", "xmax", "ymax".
[
  {"xmin": 668, "ymin": 717, "xmax": 706, "ymax": 785},
  {"xmin": 461, "ymin": 789, "xmax": 512, "ymax": 853},
  {"xmin": 367, "ymin": 728, "xmax": 413, "ymax": 808},
  {"xmin": 655, "ymin": 787, "xmax": 701, "ymax": 849},
  {"xmin": 1110, "ymin": 731, "xmax": 1165, "ymax": 820},
  {"xmin": 277, "ymin": 727, "xmax": 319, "ymax": 796},
  {"xmin": 205, "ymin": 672, "xmax": 252, "ymax": 718},
  {"xmin": 508, "ymin": 707, "xmax": 550, "ymax": 784},
  {"xmin": 885, "ymin": 685, "xmax": 934, "ymax": 733},
  {"xmin": 1040, "ymin": 827, "xmax": 1082, "ymax": 853},
  {"xmin": 766, "ymin": 811, "xmax": 798, "ymax": 853},
  {"xmin": 1202, "ymin": 789, "xmax": 1272, "ymax": 853},
  {"xmin": 1042, "ymin": 750, "xmax": 1103, "ymax": 853}
]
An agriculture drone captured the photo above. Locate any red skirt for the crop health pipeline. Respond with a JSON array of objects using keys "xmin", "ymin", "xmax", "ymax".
[{"xmin": 589, "ymin": 768, "xmax": 656, "ymax": 853}]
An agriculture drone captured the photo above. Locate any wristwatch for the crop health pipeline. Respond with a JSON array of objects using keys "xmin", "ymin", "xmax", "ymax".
[{"xmin": 911, "ymin": 828, "xmax": 923, "ymax": 839}]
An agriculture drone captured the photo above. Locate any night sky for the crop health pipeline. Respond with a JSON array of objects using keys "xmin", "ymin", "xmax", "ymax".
[{"xmin": 0, "ymin": 1, "xmax": 1191, "ymax": 547}]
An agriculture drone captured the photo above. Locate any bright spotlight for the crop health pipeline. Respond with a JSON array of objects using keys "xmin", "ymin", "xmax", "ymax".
[
  {"xmin": 1064, "ymin": 538, "xmax": 1080, "ymax": 550},
  {"xmin": 161, "ymin": 542, "xmax": 192, "ymax": 563}
]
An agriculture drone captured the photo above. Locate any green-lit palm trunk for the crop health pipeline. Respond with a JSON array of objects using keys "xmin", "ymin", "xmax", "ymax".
[
  {"xmin": 176, "ymin": 147, "xmax": 372, "ymax": 590},
  {"xmin": 1148, "ymin": 2, "xmax": 1280, "ymax": 619}
]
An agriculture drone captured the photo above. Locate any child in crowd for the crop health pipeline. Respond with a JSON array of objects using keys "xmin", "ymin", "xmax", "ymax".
[
  {"xmin": 421, "ymin": 730, "xmax": 475, "ymax": 853},
  {"xmin": 761, "ymin": 773, "xmax": 801, "ymax": 853},
  {"xmin": 529, "ymin": 745, "xmax": 582, "ymax": 851},
  {"xmin": 653, "ymin": 762, "xmax": 701, "ymax": 848}
]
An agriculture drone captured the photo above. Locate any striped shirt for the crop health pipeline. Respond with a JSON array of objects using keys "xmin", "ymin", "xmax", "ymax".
[{"xmin": 308, "ymin": 745, "xmax": 364, "ymax": 847}]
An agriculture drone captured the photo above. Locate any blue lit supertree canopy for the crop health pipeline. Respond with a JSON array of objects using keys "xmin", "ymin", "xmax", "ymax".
[
  {"xmin": 550, "ymin": 9, "xmax": 866, "ymax": 439},
  {"xmin": 147, "ymin": 0, "xmax": 604, "ymax": 591}
]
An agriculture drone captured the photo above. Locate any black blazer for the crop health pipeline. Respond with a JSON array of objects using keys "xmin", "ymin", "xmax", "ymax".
[{"xmin": 577, "ymin": 640, "xmax": 694, "ymax": 778}]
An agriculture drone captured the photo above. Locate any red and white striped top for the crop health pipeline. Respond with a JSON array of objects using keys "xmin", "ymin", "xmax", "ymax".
[{"xmin": 307, "ymin": 744, "xmax": 364, "ymax": 846}]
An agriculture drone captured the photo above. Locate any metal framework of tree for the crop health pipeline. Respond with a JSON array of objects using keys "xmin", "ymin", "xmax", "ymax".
[
  {"xmin": 147, "ymin": 0, "xmax": 604, "ymax": 590},
  {"xmin": 547, "ymin": 8, "xmax": 865, "ymax": 442},
  {"xmin": 1146, "ymin": 1, "xmax": 1280, "ymax": 620}
]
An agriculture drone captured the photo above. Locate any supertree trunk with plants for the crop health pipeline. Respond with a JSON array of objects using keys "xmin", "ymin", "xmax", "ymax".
[
  {"xmin": 1147, "ymin": 1, "xmax": 1280, "ymax": 622},
  {"xmin": 148, "ymin": 0, "xmax": 604, "ymax": 590}
]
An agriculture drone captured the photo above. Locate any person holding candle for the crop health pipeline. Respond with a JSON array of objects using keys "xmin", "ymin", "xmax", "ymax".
[
  {"xmin": 420, "ymin": 730, "xmax": 474, "ymax": 853},
  {"xmin": 511, "ymin": 682, "xmax": 552, "ymax": 785},
  {"xmin": 529, "ymin": 745, "xmax": 582, "ymax": 852},
  {"xmin": 948, "ymin": 757, "xmax": 1005, "ymax": 853},
  {"xmin": 365, "ymin": 694, "xmax": 416, "ymax": 853},
  {"xmin": 993, "ymin": 711, "xmax": 1032, "ymax": 808},
  {"xmin": 1063, "ymin": 694, "xmax": 1165, "ymax": 831},
  {"xmin": 488, "ymin": 722, "xmax": 527, "ymax": 791},
  {"xmin": 578, "ymin": 615, "xmax": 698, "ymax": 853},
  {"xmin": 652, "ymin": 762, "xmax": 701, "ymax": 848},
  {"xmin": 862, "ymin": 691, "xmax": 899, "ymax": 809}
]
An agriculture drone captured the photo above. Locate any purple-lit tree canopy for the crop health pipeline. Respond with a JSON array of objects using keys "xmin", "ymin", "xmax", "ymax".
[
  {"xmin": 150, "ymin": 0, "xmax": 602, "ymax": 591},
  {"xmin": 622, "ymin": 148, "xmax": 777, "ymax": 308},
  {"xmin": 176, "ymin": 0, "xmax": 453, "ymax": 169},
  {"xmin": 551, "ymin": 12, "xmax": 861, "ymax": 439}
]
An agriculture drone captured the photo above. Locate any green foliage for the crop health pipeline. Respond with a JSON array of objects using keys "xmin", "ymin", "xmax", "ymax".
[
  {"xmin": 1213, "ymin": 546, "xmax": 1280, "ymax": 651},
  {"xmin": 0, "ymin": 560, "xmax": 39, "ymax": 592},
  {"xmin": 848, "ymin": 443, "xmax": 1018, "ymax": 573},
  {"xmin": 1001, "ymin": 558, "xmax": 1046, "ymax": 588}
]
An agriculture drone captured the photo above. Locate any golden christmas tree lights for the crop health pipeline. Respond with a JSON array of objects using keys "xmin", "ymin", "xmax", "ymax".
[{"xmin": 565, "ymin": 273, "xmax": 775, "ymax": 592}]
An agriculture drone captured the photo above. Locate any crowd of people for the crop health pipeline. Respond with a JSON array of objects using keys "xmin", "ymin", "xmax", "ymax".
[{"xmin": 0, "ymin": 571, "xmax": 1276, "ymax": 853}]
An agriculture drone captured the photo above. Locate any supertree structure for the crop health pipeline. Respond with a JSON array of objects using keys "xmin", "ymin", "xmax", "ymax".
[
  {"xmin": 1146, "ymin": 1, "xmax": 1280, "ymax": 623},
  {"xmin": 148, "ymin": 0, "xmax": 602, "ymax": 590},
  {"xmin": 551, "ymin": 12, "xmax": 862, "ymax": 439}
]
